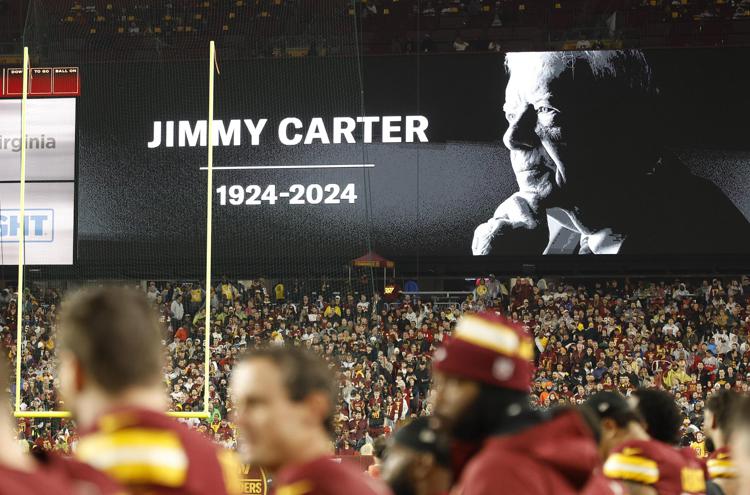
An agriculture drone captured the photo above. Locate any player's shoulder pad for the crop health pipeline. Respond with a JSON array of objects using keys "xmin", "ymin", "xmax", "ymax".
[{"xmin": 604, "ymin": 441, "xmax": 660, "ymax": 486}]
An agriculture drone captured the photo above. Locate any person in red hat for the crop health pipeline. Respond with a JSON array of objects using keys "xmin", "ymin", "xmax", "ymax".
[{"xmin": 431, "ymin": 311, "xmax": 605, "ymax": 494}]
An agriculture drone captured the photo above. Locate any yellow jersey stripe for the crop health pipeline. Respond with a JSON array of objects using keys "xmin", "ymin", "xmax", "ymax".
[
  {"xmin": 105, "ymin": 462, "xmax": 187, "ymax": 487},
  {"xmin": 217, "ymin": 448, "xmax": 244, "ymax": 495},
  {"xmin": 603, "ymin": 454, "xmax": 659, "ymax": 485},
  {"xmin": 78, "ymin": 445, "xmax": 188, "ymax": 470},
  {"xmin": 77, "ymin": 428, "xmax": 183, "ymax": 452},
  {"xmin": 98, "ymin": 412, "xmax": 140, "ymax": 433},
  {"xmin": 707, "ymin": 459, "xmax": 737, "ymax": 479},
  {"xmin": 455, "ymin": 315, "xmax": 533, "ymax": 359},
  {"xmin": 276, "ymin": 480, "xmax": 314, "ymax": 495},
  {"xmin": 76, "ymin": 429, "xmax": 189, "ymax": 487}
]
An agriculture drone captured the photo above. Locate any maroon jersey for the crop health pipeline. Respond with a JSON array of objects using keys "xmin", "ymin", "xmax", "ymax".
[
  {"xmin": 451, "ymin": 411, "xmax": 601, "ymax": 495},
  {"xmin": 0, "ymin": 451, "xmax": 124, "ymax": 495},
  {"xmin": 75, "ymin": 407, "xmax": 242, "ymax": 495},
  {"xmin": 273, "ymin": 456, "xmax": 391, "ymax": 495},
  {"xmin": 603, "ymin": 439, "xmax": 706, "ymax": 495},
  {"xmin": 449, "ymin": 439, "xmax": 482, "ymax": 481}
]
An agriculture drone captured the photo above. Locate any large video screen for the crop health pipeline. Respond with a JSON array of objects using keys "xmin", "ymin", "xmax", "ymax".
[{"xmin": 72, "ymin": 48, "xmax": 750, "ymax": 266}]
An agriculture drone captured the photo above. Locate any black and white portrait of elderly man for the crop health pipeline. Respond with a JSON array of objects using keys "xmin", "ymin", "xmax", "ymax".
[{"xmin": 472, "ymin": 50, "xmax": 750, "ymax": 256}]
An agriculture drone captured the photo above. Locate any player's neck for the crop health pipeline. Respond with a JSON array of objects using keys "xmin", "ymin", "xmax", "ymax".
[
  {"xmin": 421, "ymin": 468, "xmax": 452, "ymax": 495},
  {"xmin": 74, "ymin": 385, "xmax": 168, "ymax": 431},
  {"xmin": 0, "ymin": 417, "xmax": 35, "ymax": 472},
  {"xmin": 279, "ymin": 428, "xmax": 333, "ymax": 471},
  {"xmin": 624, "ymin": 422, "xmax": 651, "ymax": 443},
  {"xmin": 710, "ymin": 431, "xmax": 727, "ymax": 451}
]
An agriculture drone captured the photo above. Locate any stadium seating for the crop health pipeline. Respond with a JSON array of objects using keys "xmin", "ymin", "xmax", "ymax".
[
  {"xmin": 6, "ymin": 275, "xmax": 749, "ymax": 456},
  {"xmin": 4, "ymin": 0, "xmax": 749, "ymax": 59}
]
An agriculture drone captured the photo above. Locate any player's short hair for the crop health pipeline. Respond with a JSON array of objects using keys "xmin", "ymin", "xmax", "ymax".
[
  {"xmin": 706, "ymin": 389, "xmax": 741, "ymax": 439},
  {"xmin": 632, "ymin": 388, "xmax": 683, "ymax": 445},
  {"xmin": 58, "ymin": 286, "xmax": 163, "ymax": 393},
  {"xmin": 585, "ymin": 391, "xmax": 641, "ymax": 429},
  {"xmin": 240, "ymin": 346, "xmax": 338, "ymax": 434}
]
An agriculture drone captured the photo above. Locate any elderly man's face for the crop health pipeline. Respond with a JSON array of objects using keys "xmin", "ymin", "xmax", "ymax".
[
  {"xmin": 503, "ymin": 56, "xmax": 571, "ymax": 199},
  {"xmin": 503, "ymin": 54, "xmax": 610, "ymax": 205}
]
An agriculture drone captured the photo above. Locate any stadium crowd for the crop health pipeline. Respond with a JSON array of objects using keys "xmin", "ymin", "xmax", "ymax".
[{"xmin": 2, "ymin": 274, "xmax": 750, "ymax": 460}]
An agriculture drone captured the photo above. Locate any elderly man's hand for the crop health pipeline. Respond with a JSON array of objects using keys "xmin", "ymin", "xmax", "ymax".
[{"xmin": 472, "ymin": 192, "xmax": 546, "ymax": 255}]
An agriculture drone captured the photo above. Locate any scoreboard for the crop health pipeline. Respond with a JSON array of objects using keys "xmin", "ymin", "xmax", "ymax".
[
  {"xmin": 0, "ymin": 75, "xmax": 77, "ymax": 264},
  {"xmin": 1, "ymin": 67, "xmax": 80, "ymax": 97}
]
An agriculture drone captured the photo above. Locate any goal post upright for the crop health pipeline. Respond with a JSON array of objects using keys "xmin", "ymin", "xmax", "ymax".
[
  {"xmin": 198, "ymin": 39, "xmax": 218, "ymax": 421},
  {"xmin": 14, "ymin": 46, "xmax": 30, "ymax": 417},
  {"xmin": 14, "ymin": 42, "xmax": 218, "ymax": 421}
]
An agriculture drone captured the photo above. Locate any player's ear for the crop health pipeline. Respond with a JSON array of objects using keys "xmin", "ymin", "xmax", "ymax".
[
  {"xmin": 73, "ymin": 355, "xmax": 87, "ymax": 392},
  {"xmin": 601, "ymin": 418, "xmax": 617, "ymax": 438},
  {"xmin": 58, "ymin": 350, "xmax": 85, "ymax": 394}
]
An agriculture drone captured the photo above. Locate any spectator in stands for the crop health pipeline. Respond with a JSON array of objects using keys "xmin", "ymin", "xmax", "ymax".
[
  {"xmin": 186, "ymin": 282, "xmax": 204, "ymax": 315},
  {"xmin": 691, "ymin": 431, "xmax": 707, "ymax": 459},
  {"xmin": 145, "ymin": 281, "xmax": 159, "ymax": 302},
  {"xmin": 170, "ymin": 292, "xmax": 184, "ymax": 331},
  {"xmin": 453, "ymin": 36, "xmax": 469, "ymax": 51},
  {"xmin": 472, "ymin": 50, "xmax": 750, "ymax": 256},
  {"xmin": 664, "ymin": 361, "xmax": 691, "ymax": 388},
  {"xmin": 421, "ymin": 34, "xmax": 435, "ymax": 53}
]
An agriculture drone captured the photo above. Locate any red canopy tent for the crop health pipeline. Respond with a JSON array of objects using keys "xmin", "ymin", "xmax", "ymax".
[
  {"xmin": 350, "ymin": 251, "xmax": 395, "ymax": 287},
  {"xmin": 352, "ymin": 251, "xmax": 395, "ymax": 269}
]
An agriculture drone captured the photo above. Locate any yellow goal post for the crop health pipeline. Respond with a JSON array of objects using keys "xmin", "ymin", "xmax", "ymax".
[{"xmin": 13, "ymin": 42, "xmax": 219, "ymax": 421}]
